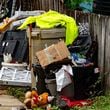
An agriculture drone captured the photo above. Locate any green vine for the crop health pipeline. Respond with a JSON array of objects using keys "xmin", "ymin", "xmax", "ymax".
[
  {"xmin": 7, "ymin": 87, "xmax": 28, "ymax": 102},
  {"xmin": 64, "ymin": 0, "xmax": 93, "ymax": 10}
]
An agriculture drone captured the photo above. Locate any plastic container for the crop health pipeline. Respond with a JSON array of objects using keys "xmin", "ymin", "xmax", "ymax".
[
  {"xmin": 45, "ymin": 79, "xmax": 57, "ymax": 96},
  {"xmin": 60, "ymin": 82, "xmax": 74, "ymax": 100}
]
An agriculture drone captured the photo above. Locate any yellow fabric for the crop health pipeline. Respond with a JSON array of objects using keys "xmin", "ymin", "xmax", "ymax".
[{"xmin": 18, "ymin": 10, "xmax": 78, "ymax": 45}]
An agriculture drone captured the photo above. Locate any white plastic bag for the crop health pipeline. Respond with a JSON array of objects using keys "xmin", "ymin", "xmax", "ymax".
[{"xmin": 55, "ymin": 65, "xmax": 73, "ymax": 91}]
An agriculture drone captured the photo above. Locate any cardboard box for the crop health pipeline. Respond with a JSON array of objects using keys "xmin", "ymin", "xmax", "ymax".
[{"xmin": 36, "ymin": 41, "xmax": 70, "ymax": 67}]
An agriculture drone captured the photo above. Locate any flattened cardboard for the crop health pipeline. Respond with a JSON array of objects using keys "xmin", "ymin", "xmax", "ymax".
[{"xmin": 36, "ymin": 41, "xmax": 70, "ymax": 67}]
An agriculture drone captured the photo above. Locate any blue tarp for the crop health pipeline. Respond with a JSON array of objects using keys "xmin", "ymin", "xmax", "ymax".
[{"xmin": 79, "ymin": 2, "xmax": 93, "ymax": 13}]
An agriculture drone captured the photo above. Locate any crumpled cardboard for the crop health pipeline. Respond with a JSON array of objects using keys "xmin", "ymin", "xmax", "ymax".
[{"xmin": 36, "ymin": 41, "xmax": 70, "ymax": 67}]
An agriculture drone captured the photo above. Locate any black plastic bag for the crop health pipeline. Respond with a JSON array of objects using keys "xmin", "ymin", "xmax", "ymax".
[{"xmin": 68, "ymin": 34, "xmax": 92, "ymax": 56}]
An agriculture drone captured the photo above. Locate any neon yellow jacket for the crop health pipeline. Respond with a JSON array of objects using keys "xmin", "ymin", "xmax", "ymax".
[{"xmin": 18, "ymin": 10, "xmax": 78, "ymax": 45}]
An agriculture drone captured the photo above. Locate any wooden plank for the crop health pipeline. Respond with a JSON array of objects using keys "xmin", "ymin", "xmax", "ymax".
[
  {"xmin": 107, "ymin": 18, "xmax": 110, "ymax": 72},
  {"xmin": 38, "ymin": 0, "xmax": 42, "ymax": 10},
  {"xmin": 41, "ymin": 0, "xmax": 45, "ymax": 10},
  {"xmin": 32, "ymin": 28, "xmax": 65, "ymax": 39},
  {"xmin": 27, "ymin": 26, "xmax": 32, "ymax": 70},
  {"xmin": 96, "ymin": 16, "xmax": 103, "ymax": 73},
  {"xmin": 45, "ymin": 0, "xmax": 49, "ymax": 11},
  {"xmin": 105, "ymin": 17, "xmax": 110, "ymax": 90},
  {"xmin": 93, "ymin": 14, "xmax": 97, "ymax": 40},
  {"xmin": 53, "ymin": 0, "xmax": 57, "ymax": 11},
  {"xmin": 104, "ymin": 17, "xmax": 109, "ymax": 72},
  {"xmin": 89, "ymin": 14, "xmax": 94, "ymax": 37},
  {"xmin": 58, "ymin": 0, "xmax": 61, "ymax": 12},
  {"xmin": 31, "ymin": 67, "xmax": 36, "ymax": 89},
  {"xmin": 100, "ymin": 16, "xmax": 106, "ymax": 73},
  {"xmin": 48, "ymin": 0, "xmax": 52, "ymax": 10},
  {"xmin": 95, "ymin": 15, "xmax": 101, "ymax": 69},
  {"xmin": 33, "ymin": 0, "xmax": 38, "ymax": 10},
  {"xmin": 27, "ymin": 26, "xmax": 37, "ymax": 88},
  {"xmin": 56, "ymin": 0, "xmax": 59, "ymax": 11}
]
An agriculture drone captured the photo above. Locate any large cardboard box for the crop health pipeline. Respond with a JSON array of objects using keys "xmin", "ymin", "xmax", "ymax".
[{"xmin": 36, "ymin": 41, "xmax": 70, "ymax": 67}]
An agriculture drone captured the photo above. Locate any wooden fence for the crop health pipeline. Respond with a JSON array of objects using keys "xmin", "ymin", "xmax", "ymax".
[
  {"xmin": 69, "ymin": 12, "xmax": 109, "ymax": 73},
  {"xmin": 89, "ymin": 14, "xmax": 110, "ymax": 90},
  {"xmin": 69, "ymin": 12, "xmax": 110, "ymax": 90},
  {"xmin": 16, "ymin": 0, "xmax": 64, "ymax": 12}
]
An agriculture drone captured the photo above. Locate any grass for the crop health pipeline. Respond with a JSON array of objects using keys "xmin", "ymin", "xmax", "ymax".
[
  {"xmin": 7, "ymin": 86, "xmax": 29, "ymax": 102},
  {"xmin": 33, "ymin": 93, "xmax": 110, "ymax": 110},
  {"xmin": 70, "ymin": 93, "xmax": 110, "ymax": 110},
  {"xmin": 6, "ymin": 79, "xmax": 110, "ymax": 110}
]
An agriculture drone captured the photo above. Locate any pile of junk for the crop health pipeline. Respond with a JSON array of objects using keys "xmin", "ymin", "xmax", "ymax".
[
  {"xmin": 0, "ymin": 10, "xmax": 101, "ymax": 109},
  {"xmin": 0, "ymin": 10, "xmax": 45, "ymax": 87}
]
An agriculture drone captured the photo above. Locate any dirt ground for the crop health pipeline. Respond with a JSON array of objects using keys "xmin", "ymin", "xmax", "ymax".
[{"xmin": 0, "ymin": 86, "xmax": 7, "ymax": 95}]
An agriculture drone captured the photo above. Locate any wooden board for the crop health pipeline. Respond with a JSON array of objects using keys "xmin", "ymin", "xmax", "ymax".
[{"xmin": 27, "ymin": 27, "xmax": 65, "ymax": 66}]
